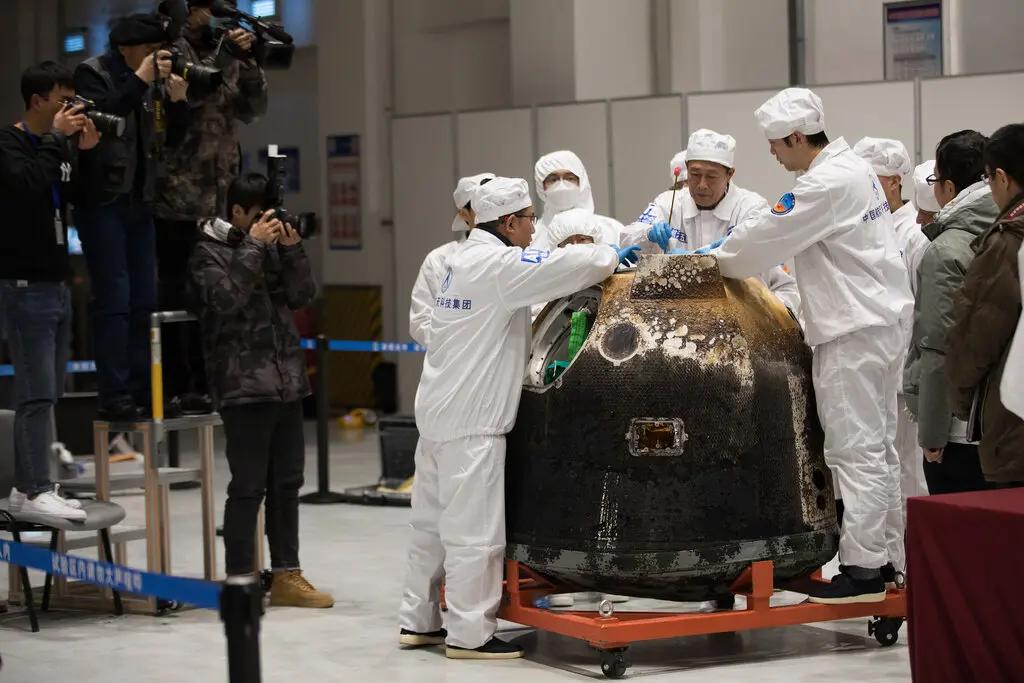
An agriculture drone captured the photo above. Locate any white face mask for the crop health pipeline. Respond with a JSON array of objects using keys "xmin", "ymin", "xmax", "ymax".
[{"xmin": 544, "ymin": 180, "xmax": 584, "ymax": 212}]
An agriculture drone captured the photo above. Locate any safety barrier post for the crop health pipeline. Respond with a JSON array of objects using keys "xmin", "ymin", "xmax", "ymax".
[
  {"xmin": 220, "ymin": 575, "xmax": 263, "ymax": 683},
  {"xmin": 299, "ymin": 335, "xmax": 345, "ymax": 504}
]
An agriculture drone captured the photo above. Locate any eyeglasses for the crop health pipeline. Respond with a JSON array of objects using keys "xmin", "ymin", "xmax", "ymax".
[
  {"xmin": 925, "ymin": 173, "xmax": 939, "ymax": 186},
  {"xmin": 515, "ymin": 213, "xmax": 539, "ymax": 224}
]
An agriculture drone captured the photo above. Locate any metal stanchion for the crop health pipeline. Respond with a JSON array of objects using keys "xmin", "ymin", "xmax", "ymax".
[
  {"xmin": 220, "ymin": 575, "xmax": 262, "ymax": 683},
  {"xmin": 299, "ymin": 335, "xmax": 345, "ymax": 504}
]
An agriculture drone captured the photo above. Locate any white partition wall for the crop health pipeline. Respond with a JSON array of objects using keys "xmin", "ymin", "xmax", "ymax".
[
  {"xmin": 610, "ymin": 96, "xmax": 684, "ymax": 224},
  {"xmin": 537, "ymin": 102, "xmax": 611, "ymax": 215},
  {"xmin": 456, "ymin": 108, "xmax": 536, "ymax": 197},
  {"xmin": 921, "ymin": 72, "xmax": 1024, "ymax": 158},
  {"xmin": 392, "ymin": 114, "xmax": 456, "ymax": 412},
  {"xmin": 686, "ymin": 88, "xmax": 789, "ymax": 203},
  {"xmin": 814, "ymin": 81, "xmax": 917, "ymax": 168}
]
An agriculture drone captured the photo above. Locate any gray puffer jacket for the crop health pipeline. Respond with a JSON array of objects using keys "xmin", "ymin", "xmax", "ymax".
[
  {"xmin": 903, "ymin": 181, "xmax": 999, "ymax": 448},
  {"xmin": 190, "ymin": 218, "xmax": 316, "ymax": 409}
]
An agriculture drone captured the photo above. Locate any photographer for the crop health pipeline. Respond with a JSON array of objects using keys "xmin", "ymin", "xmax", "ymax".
[
  {"xmin": 155, "ymin": 0, "xmax": 268, "ymax": 415},
  {"xmin": 0, "ymin": 62, "xmax": 99, "ymax": 519},
  {"xmin": 73, "ymin": 14, "xmax": 189, "ymax": 420},
  {"xmin": 190, "ymin": 173, "xmax": 332, "ymax": 607}
]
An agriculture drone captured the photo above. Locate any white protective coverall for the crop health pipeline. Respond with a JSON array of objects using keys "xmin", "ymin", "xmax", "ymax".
[
  {"xmin": 398, "ymin": 228, "xmax": 619, "ymax": 649},
  {"xmin": 1003, "ymin": 242, "xmax": 1024, "ymax": 420},
  {"xmin": 854, "ymin": 137, "xmax": 930, "ymax": 504},
  {"xmin": 714, "ymin": 137, "xmax": 913, "ymax": 571},
  {"xmin": 409, "ymin": 172, "xmax": 495, "ymax": 347},
  {"xmin": 621, "ymin": 183, "xmax": 802, "ymax": 314},
  {"xmin": 533, "ymin": 150, "xmax": 596, "ymax": 246}
]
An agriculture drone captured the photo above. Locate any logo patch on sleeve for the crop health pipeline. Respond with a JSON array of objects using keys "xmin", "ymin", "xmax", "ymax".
[
  {"xmin": 520, "ymin": 249, "xmax": 549, "ymax": 264},
  {"xmin": 440, "ymin": 267, "xmax": 453, "ymax": 293},
  {"xmin": 771, "ymin": 192, "xmax": 796, "ymax": 216}
]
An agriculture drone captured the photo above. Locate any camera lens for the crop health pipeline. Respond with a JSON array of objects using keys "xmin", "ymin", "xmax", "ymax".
[
  {"xmin": 86, "ymin": 110, "xmax": 126, "ymax": 138},
  {"xmin": 171, "ymin": 53, "xmax": 224, "ymax": 90}
]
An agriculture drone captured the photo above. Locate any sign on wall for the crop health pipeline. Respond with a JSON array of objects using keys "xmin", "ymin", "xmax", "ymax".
[
  {"xmin": 884, "ymin": 1, "xmax": 943, "ymax": 80},
  {"xmin": 326, "ymin": 134, "xmax": 362, "ymax": 251}
]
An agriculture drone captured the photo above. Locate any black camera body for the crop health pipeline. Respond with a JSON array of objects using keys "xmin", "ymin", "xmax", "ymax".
[
  {"xmin": 61, "ymin": 96, "xmax": 126, "ymax": 138},
  {"xmin": 266, "ymin": 145, "xmax": 317, "ymax": 240}
]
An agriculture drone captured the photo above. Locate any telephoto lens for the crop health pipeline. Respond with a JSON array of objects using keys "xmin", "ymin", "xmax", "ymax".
[
  {"xmin": 273, "ymin": 208, "xmax": 319, "ymax": 240},
  {"xmin": 169, "ymin": 51, "xmax": 224, "ymax": 90},
  {"xmin": 62, "ymin": 96, "xmax": 126, "ymax": 138}
]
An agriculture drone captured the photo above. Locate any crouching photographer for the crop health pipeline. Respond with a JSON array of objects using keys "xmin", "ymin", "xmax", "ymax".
[
  {"xmin": 154, "ymin": 0, "xmax": 269, "ymax": 416},
  {"xmin": 73, "ymin": 13, "xmax": 189, "ymax": 421},
  {"xmin": 190, "ymin": 173, "xmax": 332, "ymax": 607},
  {"xmin": 0, "ymin": 62, "xmax": 100, "ymax": 519}
]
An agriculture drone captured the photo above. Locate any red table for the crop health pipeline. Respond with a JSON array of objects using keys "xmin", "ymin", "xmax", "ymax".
[{"xmin": 907, "ymin": 488, "xmax": 1024, "ymax": 682}]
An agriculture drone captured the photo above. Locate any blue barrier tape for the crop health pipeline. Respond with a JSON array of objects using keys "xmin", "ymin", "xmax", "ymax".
[
  {"xmin": 0, "ymin": 340, "xmax": 425, "ymax": 376},
  {"xmin": 0, "ymin": 538, "xmax": 222, "ymax": 610}
]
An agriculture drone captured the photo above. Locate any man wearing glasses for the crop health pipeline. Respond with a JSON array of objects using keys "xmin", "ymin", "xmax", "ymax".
[
  {"xmin": 397, "ymin": 177, "xmax": 638, "ymax": 660},
  {"xmin": 904, "ymin": 130, "xmax": 999, "ymax": 494}
]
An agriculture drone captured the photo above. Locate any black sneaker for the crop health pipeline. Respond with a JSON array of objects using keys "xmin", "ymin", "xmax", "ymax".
[
  {"xmin": 808, "ymin": 570, "xmax": 886, "ymax": 605},
  {"xmin": 180, "ymin": 393, "xmax": 214, "ymax": 415},
  {"xmin": 97, "ymin": 398, "xmax": 146, "ymax": 422},
  {"xmin": 446, "ymin": 638, "xmax": 525, "ymax": 660},
  {"xmin": 399, "ymin": 628, "xmax": 447, "ymax": 647}
]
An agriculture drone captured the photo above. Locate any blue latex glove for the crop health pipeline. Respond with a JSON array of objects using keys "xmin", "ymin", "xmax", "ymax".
[
  {"xmin": 616, "ymin": 245, "xmax": 642, "ymax": 267},
  {"xmin": 647, "ymin": 222, "xmax": 672, "ymax": 251},
  {"xmin": 693, "ymin": 237, "xmax": 727, "ymax": 255}
]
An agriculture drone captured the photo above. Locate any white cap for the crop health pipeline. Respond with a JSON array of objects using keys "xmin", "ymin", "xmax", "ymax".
[
  {"xmin": 685, "ymin": 129, "xmax": 736, "ymax": 169},
  {"xmin": 471, "ymin": 176, "xmax": 533, "ymax": 224},
  {"xmin": 546, "ymin": 208, "xmax": 609, "ymax": 247},
  {"xmin": 913, "ymin": 160, "xmax": 941, "ymax": 213},
  {"xmin": 451, "ymin": 172, "xmax": 495, "ymax": 231},
  {"xmin": 755, "ymin": 87, "xmax": 825, "ymax": 140},
  {"xmin": 669, "ymin": 150, "xmax": 688, "ymax": 181},
  {"xmin": 853, "ymin": 137, "xmax": 913, "ymax": 178}
]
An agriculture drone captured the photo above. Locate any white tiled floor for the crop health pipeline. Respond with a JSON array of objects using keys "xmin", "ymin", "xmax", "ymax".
[{"xmin": 0, "ymin": 423, "xmax": 911, "ymax": 682}]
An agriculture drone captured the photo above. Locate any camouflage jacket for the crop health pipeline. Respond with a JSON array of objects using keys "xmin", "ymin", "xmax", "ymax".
[
  {"xmin": 156, "ymin": 29, "xmax": 268, "ymax": 221},
  {"xmin": 190, "ymin": 218, "xmax": 315, "ymax": 408}
]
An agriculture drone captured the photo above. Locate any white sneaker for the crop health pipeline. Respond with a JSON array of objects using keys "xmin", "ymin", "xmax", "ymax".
[
  {"xmin": 52, "ymin": 484, "xmax": 83, "ymax": 509},
  {"xmin": 548, "ymin": 594, "xmax": 576, "ymax": 607},
  {"xmin": 8, "ymin": 487, "xmax": 27, "ymax": 511},
  {"xmin": 20, "ymin": 491, "xmax": 86, "ymax": 521}
]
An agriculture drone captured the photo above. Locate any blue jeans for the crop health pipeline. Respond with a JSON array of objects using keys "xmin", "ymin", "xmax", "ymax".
[
  {"xmin": 76, "ymin": 198, "xmax": 157, "ymax": 406},
  {"xmin": 0, "ymin": 281, "xmax": 71, "ymax": 496}
]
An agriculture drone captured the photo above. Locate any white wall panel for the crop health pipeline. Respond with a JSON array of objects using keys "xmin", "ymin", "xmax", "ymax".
[
  {"xmin": 456, "ymin": 108, "xmax": 536, "ymax": 199},
  {"xmin": 610, "ymin": 96, "xmax": 684, "ymax": 224},
  {"xmin": 536, "ymin": 102, "xmax": 611, "ymax": 215},
  {"xmin": 921, "ymin": 72, "xmax": 1024, "ymax": 159},
  {"xmin": 392, "ymin": 114, "xmax": 456, "ymax": 411}
]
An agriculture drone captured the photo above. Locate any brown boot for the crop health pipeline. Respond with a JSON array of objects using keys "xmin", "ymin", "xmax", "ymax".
[{"xmin": 268, "ymin": 570, "xmax": 335, "ymax": 608}]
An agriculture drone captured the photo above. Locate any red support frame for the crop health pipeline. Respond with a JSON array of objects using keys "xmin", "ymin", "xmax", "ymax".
[{"xmin": 498, "ymin": 560, "xmax": 906, "ymax": 652}]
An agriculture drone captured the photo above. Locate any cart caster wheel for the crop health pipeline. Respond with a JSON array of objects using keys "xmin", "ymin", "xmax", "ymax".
[
  {"xmin": 868, "ymin": 617, "xmax": 902, "ymax": 646},
  {"xmin": 600, "ymin": 649, "xmax": 629, "ymax": 679},
  {"xmin": 156, "ymin": 598, "xmax": 180, "ymax": 615}
]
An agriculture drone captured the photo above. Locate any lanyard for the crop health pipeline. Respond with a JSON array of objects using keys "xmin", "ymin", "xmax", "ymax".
[{"xmin": 20, "ymin": 121, "xmax": 62, "ymax": 213}]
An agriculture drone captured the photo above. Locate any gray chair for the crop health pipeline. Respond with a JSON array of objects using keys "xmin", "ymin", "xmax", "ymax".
[{"xmin": 0, "ymin": 498, "xmax": 126, "ymax": 632}]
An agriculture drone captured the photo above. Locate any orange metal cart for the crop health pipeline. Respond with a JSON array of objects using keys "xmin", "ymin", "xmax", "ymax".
[{"xmin": 497, "ymin": 559, "xmax": 907, "ymax": 679}]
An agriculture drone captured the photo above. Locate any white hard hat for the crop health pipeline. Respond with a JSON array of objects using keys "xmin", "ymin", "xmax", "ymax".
[
  {"xmin": 471, "ymin": 176, "xmax": 533, "ymax": 224},
  {"xmin": 755, "ymin": 87, "xmax": 825, "ymax": 140},
  {"xmin": 853, "ymin": 137, "xmax": 913, "ymax": 178},
  {"xmin": 452, "ymin": 172, "xmax": 495, "ymax": 231},
  {"xmin": 669, "ymin": 150, "xmax": 688, "ymax": 181},
  {"xmin": 913, "ymin": 160, "xmax": 941, "ymax": 213},
  {"xmin": 686, "ymin": 129, "xmax": 736, "ymax": 169},
  {"xmin": 546, "ymin": 208, "xmax": 609, "ymax": 247}
]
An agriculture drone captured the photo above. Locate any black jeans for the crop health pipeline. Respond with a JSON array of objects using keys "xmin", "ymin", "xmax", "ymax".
[
  {"xmin": 923, "ymin": 442, "xmax": 992, "ymax": 494},
  {"xmin": 155, "ymin": 218, "xmax": 206, "ymax": 398},
  {"xmin": 76, "ymin": 197, "xmax": 156, "ymax": 407},
  {"xmin": 221, "ymin": 400, "xmax": 306, "ymax": 575}
]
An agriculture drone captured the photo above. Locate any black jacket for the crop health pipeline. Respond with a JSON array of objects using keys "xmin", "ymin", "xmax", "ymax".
[
  {"xmin": 190, "ymin": 218, "xmax": 316, "ymax": 409},
  {"xmin": 73, "ymin": 50, "xmax": 186, "ymax": 207},
  {"xmin": 0, "ymin": 125, "xmax": 77, "ymax": 281}
]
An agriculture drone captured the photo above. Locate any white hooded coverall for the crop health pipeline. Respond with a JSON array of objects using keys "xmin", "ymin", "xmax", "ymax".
[
  {"xmin": 398, "ymin": 229, "xmax": 619, "ymax": 649},
  {"xmin": 714, "ymin": 138, "xmax": 913, "ymax": 571},
  {"xmin": 621, "ymin": 183, "xmax": 802, "ymax": 315}
]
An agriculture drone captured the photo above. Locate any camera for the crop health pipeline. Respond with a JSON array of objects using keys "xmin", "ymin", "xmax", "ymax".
[
  {"xmin": 266, "ymin": 145, "xmax": 317, "ymax": 240},
  {"xmin": 167, "ymin": 48, "xmax": 224, "ymax": 90},
  {"xmin": 60, "ymin": 96, "xmax": 126, "ymax": 138},
  {"xmin": 209, "ymin": 0, "xmax": 296, "ymax": 70}
]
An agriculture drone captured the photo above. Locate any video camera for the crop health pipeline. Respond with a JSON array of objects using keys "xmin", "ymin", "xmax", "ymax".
[
  {"xmin": 60, "ymin": 96, "xmax": 126, "ymax": 138},
  {"xmin": 266, "ymin": 145, "xmax": 317, "ymax": 239},
  {"xmin": 157, "ymin": 1, "xmax": 225, "ymax": 89},
  {"xmin": 209, "ymin": 0, "xmax": 296, "ymax": 70}
]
